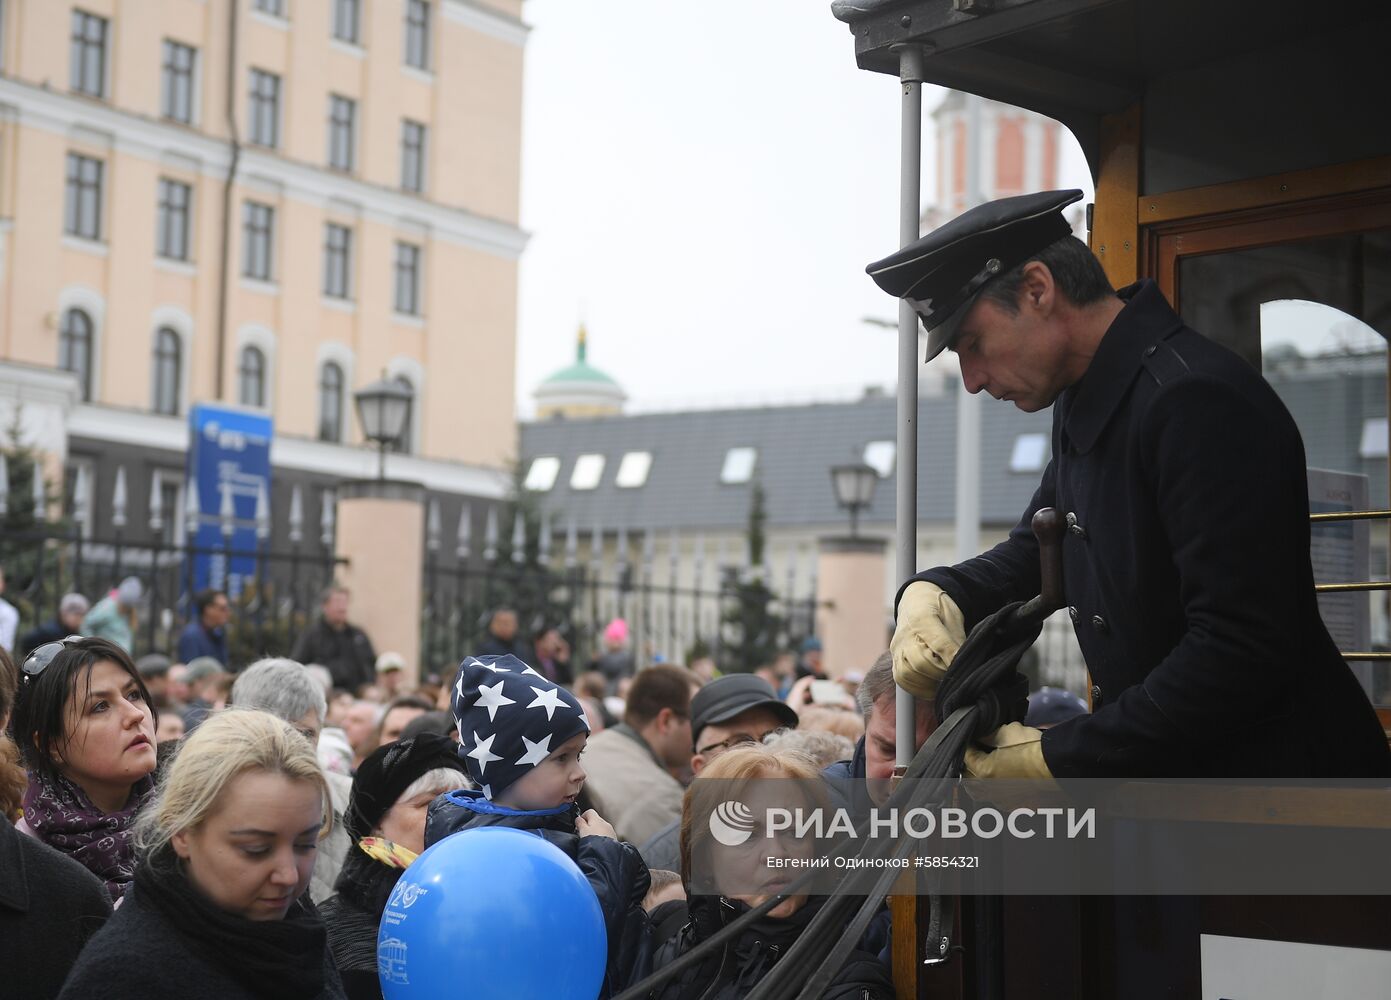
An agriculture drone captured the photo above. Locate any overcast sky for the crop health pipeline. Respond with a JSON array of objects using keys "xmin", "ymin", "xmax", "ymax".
[{"xmin": 513, "ymin": 0, "xmax": 1093, "ymax": 418}]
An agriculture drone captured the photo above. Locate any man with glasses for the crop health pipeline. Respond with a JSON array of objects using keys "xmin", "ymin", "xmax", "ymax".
[
  {"xmin": 176, "ymin": 589, "xmax": 230, "ymax": 667},
  {"xmin": 638, "ymin": 674, "xmax": 798, "ymax": 872}
]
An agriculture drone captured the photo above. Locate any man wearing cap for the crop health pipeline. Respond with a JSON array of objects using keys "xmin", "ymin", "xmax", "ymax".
[
  {"xmin": 375, "ymin": 651, "xmax": 408, "ymax": 696},
  {"xmin": 17, "ymin": 592, "xmax": 89, "ymax": 660},
  {"xmin": 869, "ymin": 190, "xmax": 1389, "ymax": 779},
  {"xmin": 638, "ymin": 673, "xmax": 798, "ymax": 872}
]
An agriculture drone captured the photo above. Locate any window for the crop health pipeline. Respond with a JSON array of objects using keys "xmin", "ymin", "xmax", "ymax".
[
  {"xmin": 242, "ymin": 201, "xmax": 275, "ymax": 281},
  {"xmin": 570, "ymin": 454, "xmax": 605, "ymax": 491},
  {"xmin": 161, "ymin": 40, "xmax": 197, "ymax": 123},
  {"xmin": 391, "ymin": 376, "xmax": 416, "ymax": 454},
  {"xmin": 1360, "ymin": 418, "xmax": 1388, "ymax": 460},
  {"xmin": 69, "ymin": 10, "xmax": 107, "ymax": 98},
  {"xmin": 152, "ymin": 327, "xmax": 181, "ymax": 416},
  {"xmin": 327, "ymin": 94, "xmax": 356, "ymax": 171},
  {"xmin": 404, "ymin": 0, "xmax": 431, "ymax": 70},
  {"xmin": 863, "ymin": 440, "xmax": 896, "ymax": 478},
  {"xmin": 248, "ymin": 68, "xmax": 281, "ymax": 148},
  {"xmin": 394, "ymin": 241, "xmax": 422, "ymax": 315},
  {"xmin": 156, "ymin": 178, "xmax": 192, "ymax": 261},
  {"xmin": 401, "ymin": 119, "xmax": 427, "ymax": 193},
  {"xmin": 332, "ymin": 0, "xmax": 360, "ymax": 44},
  {"xmin": 323, "ymin": 223, "xmax": 352, "ymax": 299},
  {"xmin": 253, "ymin": 0, "xmax": 285, "ymax": 15},
  {"xmin": 318, "ymin": 362, "xmax": 345, "ymax": 442},
  {"xmin": 64, "ymin": 153, "xmax": 103, "ymax": 241},
  {"xmin": 720, "ymin": 447, "xmax": 757, "ymax": 484},
  {"xmin": 615, "ymin": 451, "xmax": 653, "ymax": 488},
  {"xmin": 525, "ymin": 456, "xmax": 561, "ymax": 492},
  {"xmin": 239, "ymin": 345, "xmax": 266, "ymax": 408},
  {"xmin": 59, "ymin": 308, "xmax": 94, "ymax": 401},
  {"xmin": 1009, "ymin": 433, "xmax": 1050, "ymax": 474}
]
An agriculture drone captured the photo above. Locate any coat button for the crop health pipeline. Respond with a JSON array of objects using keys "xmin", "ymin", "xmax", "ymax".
[
  {"xmin": 1091, "ymin": 615, "xmax": 1109, "ymax": 633},
  {"xmin": 1090, "ymin": 684, "xmax": 1103, "ymax": 705},
  {"xmin": 1065, "ymin": 511, "xmax": 1078, "ymax": 526},
  {"xmin": 1070, "ymin": 523, "xmax": 1087, "ymax": 539},
  {"xmin": 1068, "ymin": 606, "xmax": 1079, "ymax": 623}
]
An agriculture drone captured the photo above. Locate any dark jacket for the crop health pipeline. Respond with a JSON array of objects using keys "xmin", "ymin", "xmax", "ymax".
[
  {"xmin": 292, "ymin": 618, "xmax": 377, "ymax": 693},
  {"xmin": 426, "ymin": 789, "xmax": 652, "ymax": 998},
  {"xmin": 650, "ymin": 894, "xmax": 894, "ymax": 1000},
  {"xmin": 177, "ymin": 620, "xmax": 229, "ymax": 666},
  {"xmin": 56, "ymin": 882, "xmax": 346, "ymax": 1000},
  {"xmin": 0, "ymin": 817, "xmax": 111, "ymax": 1000},
  {"xmin": 16, "ymin": 619, "xmax": 69, "ymax": 661},
  {"xmin": 911, "ymin": 280, "xmax": 1391, "ymax": 778},
  {"xmin": 320, "ymin": 848, "xmax": 400, "ymax": 1000},
  {"xmin": 473, "ymin": 634, "xmax": 534, "ymax": 664}
]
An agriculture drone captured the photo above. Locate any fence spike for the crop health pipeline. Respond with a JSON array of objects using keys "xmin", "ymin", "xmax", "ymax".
[
  {"xmin": 511, "ymin": 509, "xmax": 525, "ymax": 564},
  {"xmin": 538, "ymin": 509, "xmax": 552, "ymax": 564},
  {"xmin": 185, "ymin": 477, "xmax": 201, "ymax": 535},
  {"xmin": 456, "ymin": 504, "xmax": 472, "ymax": 560},
  {"xmin": 590, "ymin": 517, "xmax": 603, "ymax": 567},
  {"xmin": 616, "ymin": 525, "xmax": 629, "ymax": 572},
  {"xmin": 71, "ymin": 464, "xmax": 89, "ymax": 534},
  {"xmin": 288, "ymin": 485, "xmax": 304, "ymax": 544},
  {"xmin": 110, "ymin": 466, "xmax": 126, "ymax": 530},
  {"xmin": 426, "ymin": 499, "xmax": 441, "ymax": 552},
  {"xmin": 564, "ymin": 516, "xmax": 578, "ymax": 569},
  {"xmin": 0, "ymin": 453, "xmax": 8, "ymax": 517},
  {"xmin": 693, "ymin": 533, "xmax": 705, "ymax": 588},
  {"xmin": 219, "ymin": 480, "xmax": 236, "ymax": 538},
  {"xmin": 255, "ymin": 481, "xmax": 271, "ymax": 540},
  {"xmin": 146, "ymin": 470, "xmax": 162, "ymax": 531},
  {"xmin": 483, "ymin": 506, "xmax": 498, "ymax": 562},
  {"xmin": 320, "ymin": 489, "xmax": 336, "ymax": 548}
]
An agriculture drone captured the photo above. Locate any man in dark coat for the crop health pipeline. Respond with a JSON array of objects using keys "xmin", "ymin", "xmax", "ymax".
[
  {"xmin": 292, "ymin": 585, "xmax": 377, "ymax": 693},
  {"xmin": 176, "ymin": 589, "xmax": 230, "ymax": 666},
  {"xmin": 870, "ymin": 189, "xmax": 1390, "ymax": 779}
]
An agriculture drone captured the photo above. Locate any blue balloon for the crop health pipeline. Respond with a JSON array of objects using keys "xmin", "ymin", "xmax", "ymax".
[{"xmin": 377, "ymin": 826, "xmax": 607, "ymax": 1000}]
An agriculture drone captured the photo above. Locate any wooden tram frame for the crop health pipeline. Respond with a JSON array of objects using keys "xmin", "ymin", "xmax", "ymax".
[{"xmin": 831, "ymin": 1, "xmax": 1391, "ymax": 996}]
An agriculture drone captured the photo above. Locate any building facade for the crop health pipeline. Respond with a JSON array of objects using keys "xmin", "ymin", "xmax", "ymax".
[{"xmin": 0, "ymin": 0, "xmax": 526, "ymax": 559}]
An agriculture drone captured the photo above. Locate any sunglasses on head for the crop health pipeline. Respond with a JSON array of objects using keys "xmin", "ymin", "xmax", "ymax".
[{"xmin": 21, "ymin": 635, "xmax": 85, "ymax": 682}]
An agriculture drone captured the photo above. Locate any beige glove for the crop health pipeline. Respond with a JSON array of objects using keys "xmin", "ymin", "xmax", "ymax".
[
  {"xmin": 963, "ymin": 723, "xmax": 1053, "ymax": 779},
  {"xmin": 891, "ymin": 581, "xmax": 967, "ymax": 700}
]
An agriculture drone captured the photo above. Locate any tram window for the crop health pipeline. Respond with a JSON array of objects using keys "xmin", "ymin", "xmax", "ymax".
[{"xmin": 1177, "ymin": 228, "xmax": 1391, "ymax": 708}]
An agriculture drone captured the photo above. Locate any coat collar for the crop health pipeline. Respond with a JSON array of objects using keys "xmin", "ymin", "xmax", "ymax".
[
  {"xmin": 1060, "ymin": 279, "xmax": 1184, "ymax": 455},
  {"xmin": 0, "ymin": 819, "xmax": 31, "ymax": 912}
]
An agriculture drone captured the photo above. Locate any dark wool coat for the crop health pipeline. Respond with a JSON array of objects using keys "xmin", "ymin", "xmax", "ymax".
[
  {"xmin": 425, "ymin": 789, "xmax": 653, "ymax": 999},
  {"xmin": 911, "ymin": 280, "xmax": 1391, "ymax": 778},
  {"xmin": 0, "ymin": 817, "xmax": 111, "ymax": 1000},
  {"xmin": 292, "ymin": 619, "xmax": 377, "ymax": 693}
]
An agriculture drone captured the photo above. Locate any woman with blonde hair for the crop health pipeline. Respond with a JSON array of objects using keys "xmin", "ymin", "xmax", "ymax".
[
  {"xmin": 652, "ymin": 745, "xmax": 894, "ymax": 999},
  {"xmin": 59, "ymin": 710, "xmax": 347, "ymax": 1000}
]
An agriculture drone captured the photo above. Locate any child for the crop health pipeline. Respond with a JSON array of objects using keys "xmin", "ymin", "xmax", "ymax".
[{"xmin": 425, "ymin": 655, "xmax": 651, "ymax": 996}]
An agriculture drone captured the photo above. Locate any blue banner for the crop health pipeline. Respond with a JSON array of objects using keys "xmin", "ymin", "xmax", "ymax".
[{"xmin": 186, "ymin": 404, "xmax": 274, "ymax": 598}]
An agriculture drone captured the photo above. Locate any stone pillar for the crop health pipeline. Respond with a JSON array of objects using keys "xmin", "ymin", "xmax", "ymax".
[
  {"xmin": 815, "ymin": 536, "xmax": 890, "ymax": 678},
  {"xmin": 336, "ymin": 480, "xmax": 424, "ymax": 687}
]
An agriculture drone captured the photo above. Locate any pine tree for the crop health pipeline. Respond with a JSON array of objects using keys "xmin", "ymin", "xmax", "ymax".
[{"xmin": 720, "ymin": 482, "xmax": 783, "ymax": 673}]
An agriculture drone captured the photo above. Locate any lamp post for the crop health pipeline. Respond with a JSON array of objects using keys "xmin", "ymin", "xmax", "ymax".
[
  {"xmin": 829, "ymin": 463, "xmax": 878, "ymax": 538},
  {"xmin": 353, "ymin": 374, "xmax": 414, "ymax": 480}
]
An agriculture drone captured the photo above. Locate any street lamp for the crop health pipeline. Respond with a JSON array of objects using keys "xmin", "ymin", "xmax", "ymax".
[
  {"xmin": 354, "ymin": 374, "xmax": 414, "ymax": 480},
  {"xmin": 830, "ymin": 463, "xmax": 878, "ymax": 538}
]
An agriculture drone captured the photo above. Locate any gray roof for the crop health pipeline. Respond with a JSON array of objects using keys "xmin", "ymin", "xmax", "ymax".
[{"xmin": 519, "ymin": 353, "xmax": 1387, "ymax": 533}]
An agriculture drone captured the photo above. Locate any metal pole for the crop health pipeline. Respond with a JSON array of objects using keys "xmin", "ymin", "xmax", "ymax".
[
  {"xmin": 894, "ymin": 44, "xmax": 924, "ymax": 771},
  {"xmin": 956, "ymin": 94, "xmax": 985, "ymax": 562}
]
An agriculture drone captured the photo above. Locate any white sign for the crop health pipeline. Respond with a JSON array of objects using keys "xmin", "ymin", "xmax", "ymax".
[{"xmin": 1201, "ymin": 934, "xmax": 1391, "ymax": 999}]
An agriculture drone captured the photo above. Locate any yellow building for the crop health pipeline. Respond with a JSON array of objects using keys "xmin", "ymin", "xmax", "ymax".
[{"xmin": 0, "ymin": 0, "xmax": 525, "ymax": 519}]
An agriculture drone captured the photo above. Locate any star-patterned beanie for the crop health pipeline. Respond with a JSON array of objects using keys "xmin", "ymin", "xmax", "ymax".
[{"xmin": 450, "ymin": 654, "xmax": 590, "ymax": 800}]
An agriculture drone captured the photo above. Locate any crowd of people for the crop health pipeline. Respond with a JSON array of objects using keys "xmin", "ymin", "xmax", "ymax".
[{"xmin": 0, "ymin": 574, "xmax": 1081, "ymax": 999}]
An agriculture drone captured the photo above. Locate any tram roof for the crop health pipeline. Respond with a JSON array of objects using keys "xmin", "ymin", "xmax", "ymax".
[{"xmin": 831, "ymin": 0, "xmax": 1391, "ymax": 177}]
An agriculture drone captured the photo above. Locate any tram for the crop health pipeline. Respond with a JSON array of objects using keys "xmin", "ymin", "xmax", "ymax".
[{"xmin": 829, "ymin": 1, "xmax": 1391, "ymax": 996}]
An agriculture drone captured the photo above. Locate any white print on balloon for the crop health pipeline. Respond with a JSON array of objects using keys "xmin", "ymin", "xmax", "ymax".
[
  {"xmin": 388, "ymin": 880, "xmax": 430, "ymax": 910},
  {"xmin": 378, "ymin": 937, "xmax": 409, "ymax": 985}
]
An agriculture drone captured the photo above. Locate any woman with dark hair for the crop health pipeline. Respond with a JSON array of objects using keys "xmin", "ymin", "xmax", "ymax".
[
  {"xmin": 8, "ymin": 636, "xmax": 158, "ymax": 902},
  {"xmin": 319, "ymin": 734, "xmax": 471, "ymax": 999}
]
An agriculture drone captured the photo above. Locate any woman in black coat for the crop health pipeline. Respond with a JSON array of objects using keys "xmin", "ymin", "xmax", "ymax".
[
  {"xmin": 651, "ymin": 745, "xmax": 895, "ymax": 1000},
  {"xmin": 59, "ymin": 710, "xmax": 346, "ymax": 1000},
  {"xmin": 319, "ymin": 734, "xmax": 470, "ymax": 1000}
]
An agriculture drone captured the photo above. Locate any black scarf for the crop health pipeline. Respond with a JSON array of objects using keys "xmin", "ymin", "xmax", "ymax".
[
  {"xmin": 332, "ymin": 842, "xmax": 402, "ymax": 917},
  {"xmin": 135, "ymin": 845, "xmax": 330, "ymax": 1000}
]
